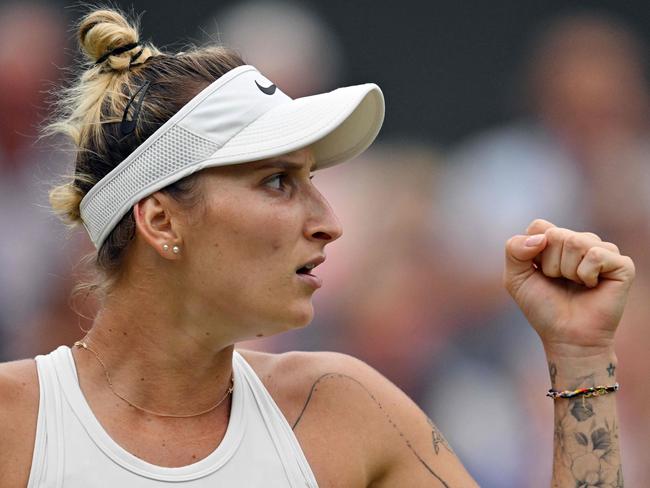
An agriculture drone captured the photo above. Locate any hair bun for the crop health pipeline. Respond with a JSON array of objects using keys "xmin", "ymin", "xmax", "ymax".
[
  {"xmin": 49, "ymin": 181, "xmax": 84, "ymax": 226},
  {"xmin": 78, "ymin": 9, "xmax": 151, "ymax": 71}
]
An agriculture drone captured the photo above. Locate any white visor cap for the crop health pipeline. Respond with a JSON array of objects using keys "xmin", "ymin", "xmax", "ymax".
[{"xmin": 79, "ymin": 65, "xmax": 385, "ymax": 249}]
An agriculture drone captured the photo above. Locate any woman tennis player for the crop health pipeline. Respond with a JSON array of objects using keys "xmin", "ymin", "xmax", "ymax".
[{"xmin": 0, "ymin": 9, "xmax": 632, "ymax": 487}]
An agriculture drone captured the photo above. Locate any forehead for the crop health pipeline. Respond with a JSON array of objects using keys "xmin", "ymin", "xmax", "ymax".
[{"xmin": 205, "ymin": 147, "xmax": 316, "ymax": 178}]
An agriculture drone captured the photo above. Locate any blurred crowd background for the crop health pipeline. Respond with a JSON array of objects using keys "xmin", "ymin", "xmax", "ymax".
[{"xmin": 1, "ymin": 0, "xmax": 649, "ymax": 486}]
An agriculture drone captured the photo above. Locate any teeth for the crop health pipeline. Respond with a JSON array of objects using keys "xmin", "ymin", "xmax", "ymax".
[{"xmin": 304, "ymin": 263, "xmax": 315, "ymax": 270}]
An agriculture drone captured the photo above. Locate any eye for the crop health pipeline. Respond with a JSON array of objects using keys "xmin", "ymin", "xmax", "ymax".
[{"xmin": 264, "ymin": 173, "xmax": 288, "ymax": 191}]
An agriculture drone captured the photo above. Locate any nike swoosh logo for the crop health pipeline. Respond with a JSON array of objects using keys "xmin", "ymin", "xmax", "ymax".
[{"xmin": 255, "ymin": 80, "xmax": 277, "ymax": 95}]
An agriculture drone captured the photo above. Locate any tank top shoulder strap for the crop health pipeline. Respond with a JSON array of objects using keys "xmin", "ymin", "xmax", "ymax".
[
  {"xmin": 28, "ymin": 346, "xmax": 70, "ymax": 488},
  {"xmin": 233, "ymin": 351, "xmax": 318, "ymax": 487}
]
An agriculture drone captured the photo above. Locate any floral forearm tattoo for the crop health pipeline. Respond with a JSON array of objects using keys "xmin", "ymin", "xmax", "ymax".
[{"xmin": 551, "ymin": 365, "xmax": 623, "ymax": 488}]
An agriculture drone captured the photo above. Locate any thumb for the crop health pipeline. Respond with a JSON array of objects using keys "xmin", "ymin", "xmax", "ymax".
[{"xmin": 503, "ymin": 233, "xmax": 547, "ymax": 295}]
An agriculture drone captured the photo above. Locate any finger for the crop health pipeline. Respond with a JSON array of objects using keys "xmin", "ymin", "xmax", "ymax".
[
  {"xmin": 560, "ymin": 232, "xmax": 606, "ymax": 283},
  {"xmin": 503, "ymin": 233, "xmax": 548, "ymax": 295},
  {"xmin": 540, "ymin": 227, "xmax": 571, "ymax": 278},
  {"xmin": 526, "ymin": 218, "xmax": 557, "ymax": 236},
  {"xmin": 576, "ymin": 247, "xmax": 636, "ymax": 288},
  {"xmin": 601, "ymin": 241, "xmax": 620, "ymax": 254},
  {"xmin": 527, "ymin": 219, "xmax": 557, "ymax": 268},
  {"xmin": 576, "ymin": 232, "xmax": 621, "ymax": 254}
]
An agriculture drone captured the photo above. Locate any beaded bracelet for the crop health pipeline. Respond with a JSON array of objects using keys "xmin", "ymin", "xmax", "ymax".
[{"xmin": 546, "ymin": 383, "xmax": 619, "ymax": 399}]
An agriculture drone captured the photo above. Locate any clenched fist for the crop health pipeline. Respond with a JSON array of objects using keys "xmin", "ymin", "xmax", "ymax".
[{"xmin": 504, "ymin": 219, "xmax": 635, "ymax": 358}]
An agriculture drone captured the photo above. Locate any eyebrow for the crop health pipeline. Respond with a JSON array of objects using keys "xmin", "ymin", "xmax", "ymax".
[{"xmin": 254, "ymin": 160, "xmax": 317, "ymax": 172}]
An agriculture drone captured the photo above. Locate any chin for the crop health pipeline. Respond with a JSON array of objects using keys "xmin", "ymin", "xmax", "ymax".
[
  {"xmin": 270, "ymin": 302, "xmax": 315, "ymax": 334},
  {"xmin": 242, "ymin": 301, "xmax": 314, "ymax": 341},
  {"xmin": 282, "ymin": 302, "xmax": 314, "ymax": 330},
  {"xmin": 292, "ymin": 304, "xmax": 315, "ymax": 329}
]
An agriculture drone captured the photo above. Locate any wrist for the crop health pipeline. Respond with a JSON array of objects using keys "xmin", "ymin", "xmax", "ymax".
[
  {"xmin": 542, "ymin": 340, "xmax": 616, "ymax": 361},
  {"xmin": 544, "ymin": 349, "xmax": 617, "ymax": 390}
]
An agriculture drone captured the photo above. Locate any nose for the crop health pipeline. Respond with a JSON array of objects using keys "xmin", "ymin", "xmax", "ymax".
[{"xmin": 304, "ymin": 186, "xmax": 343, "ymax": 244}]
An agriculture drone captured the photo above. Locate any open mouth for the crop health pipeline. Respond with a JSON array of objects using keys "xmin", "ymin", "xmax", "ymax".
[
  {"xmin": 295, "ymin": 257, "xmax": 324, "ymax": 289},
  {"xmin": 296, "ymin": 263, "xmax": 316, "ymax": 275}
]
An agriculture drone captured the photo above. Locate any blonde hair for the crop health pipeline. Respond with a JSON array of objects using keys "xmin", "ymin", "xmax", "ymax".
[{"xmin": 47, "ymin": 7, "xmax": 244, "ymax": 300}]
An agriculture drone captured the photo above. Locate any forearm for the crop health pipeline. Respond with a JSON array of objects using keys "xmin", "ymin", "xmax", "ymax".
[{"xmin": 546, "ymin": 349, "xmax": 623, "ymax": 488}]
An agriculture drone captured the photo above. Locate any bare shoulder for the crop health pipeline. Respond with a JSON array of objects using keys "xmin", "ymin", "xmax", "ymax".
[
  {"xmin": 238, "ymin": 348, "xmax": 376, "ymax": 386},
  {"xmin": 238, "ymin": 350, "xmax": 477, "ymax": 487},
  {"xmin": 237, "ymin": 349, "xmax": 377, "ymax": 424},
  {"xmin": 0, "ymin": 359, "xmax": 40, "ymax": 487},
  {"xmin": 0, "ymin": 358, "xmax": 39, "ymax": 420}
]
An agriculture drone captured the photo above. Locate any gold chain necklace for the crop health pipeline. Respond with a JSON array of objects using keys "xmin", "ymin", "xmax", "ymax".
[{"xmin": 73, "ymin": 340, "xmax": 234, "ymax": 418}]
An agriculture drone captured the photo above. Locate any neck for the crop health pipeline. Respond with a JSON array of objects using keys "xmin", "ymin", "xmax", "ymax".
[{"xmin": 73, "ymin": 288, "xmax": 237, "ymax": 417}]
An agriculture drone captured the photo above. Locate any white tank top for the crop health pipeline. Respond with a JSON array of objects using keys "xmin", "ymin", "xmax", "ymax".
[{"xmin": 27, "ymin": 346, "xmax": 319, "ymax": 487}]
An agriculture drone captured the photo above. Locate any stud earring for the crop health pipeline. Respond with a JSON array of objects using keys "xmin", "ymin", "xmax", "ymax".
[
  {"xmin": 162, "ymin": 244, "xmax": 169, "ymax": 251},
  {"xmin": 172, "ymin": 245, "xmax": 180, "ymax": 254}
]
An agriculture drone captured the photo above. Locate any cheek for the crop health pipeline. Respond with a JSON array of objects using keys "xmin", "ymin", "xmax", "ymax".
[
  {"xmin": 194, "ymin": 200, "xmax": 298, "ymax": 280},
  {"xmin": 227, "ymin": 217, "xmax": 293, "ymax": 259}
]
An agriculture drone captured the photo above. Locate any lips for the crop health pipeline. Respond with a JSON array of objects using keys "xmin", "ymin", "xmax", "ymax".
[
  {"xmin": 296, "ymin": 255, "xmax": 325, "ymax": 275},
  {"xmin": 295, "ymin": 255, "xmax": 325, "ymax": 289}
]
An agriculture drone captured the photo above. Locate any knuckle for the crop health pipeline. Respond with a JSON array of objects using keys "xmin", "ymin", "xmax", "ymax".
[
  {"xmin": 527, "ymin": 218, "xmax": 548, "ymax": 232},
  {"xmin": 582, "ymin": 231, "xmax": 601, "ymax": 241},
  {"xmin": 604, "ymin": 242, "xmax": 620, "ymax": 254},
  {"xmin": 545, "ymin": 227, "xmax": 560, "ymax": 241},
  {"xmin": 546, "ymin": 226, "xmax": 568, "ymax": 239},
  {"xmin": 586, "ymin": 246, "xmax": 604, "ymax": 262},
  {"xmin": 564, "ymin": 234, "xmax": 583, "ymax": 251}
]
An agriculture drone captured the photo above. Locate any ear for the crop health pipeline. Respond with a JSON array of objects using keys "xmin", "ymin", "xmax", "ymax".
[{"xmin": 133, "ymin": 192, "xmax": 183, "ymax": 259}]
